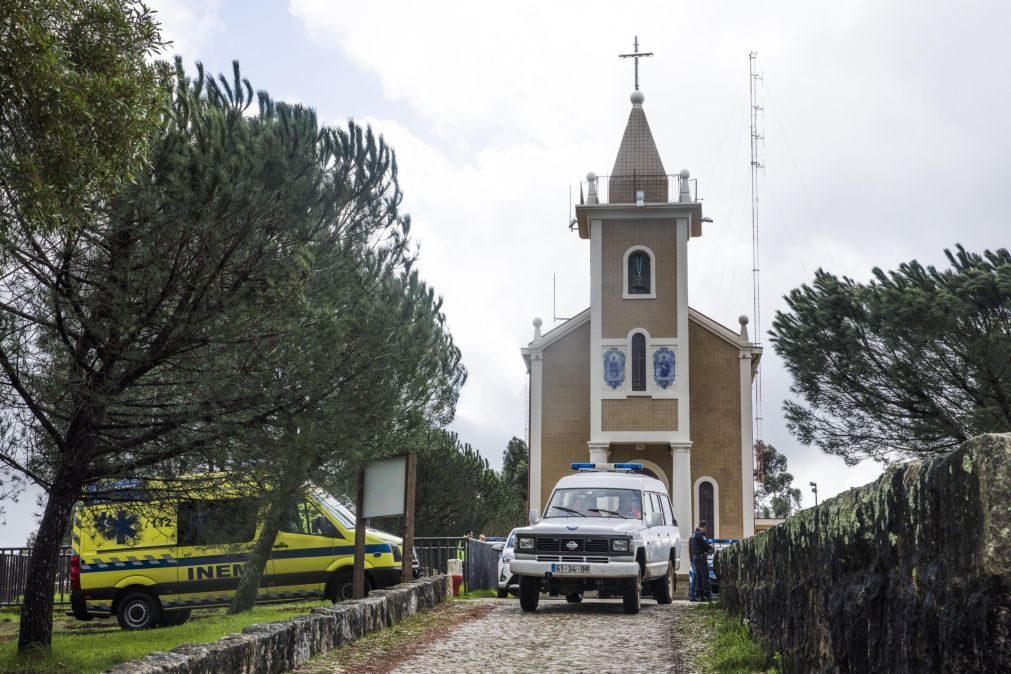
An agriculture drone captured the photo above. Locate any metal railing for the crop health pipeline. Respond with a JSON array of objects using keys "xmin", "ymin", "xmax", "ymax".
[
  {"xmin": 412, "ymin": 537, "xmax": 499, "ymax": 591},
  {"xmin": 580, "ymin": 173, "xmax": 698, "ymax": 205},
  {"xmin": 0, "ymin": 547, "xmax": 73, "ymax": 607}
]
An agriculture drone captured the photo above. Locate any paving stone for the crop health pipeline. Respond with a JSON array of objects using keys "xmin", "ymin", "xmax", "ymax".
[{"xmin": 388, "ymin": 597, "xmax": 700, "ymax": 674}]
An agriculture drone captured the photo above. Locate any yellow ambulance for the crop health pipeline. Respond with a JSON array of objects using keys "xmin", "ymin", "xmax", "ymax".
[{"xmin": 69, "ymin": 480, "xmax": 406, "ymax": 629}]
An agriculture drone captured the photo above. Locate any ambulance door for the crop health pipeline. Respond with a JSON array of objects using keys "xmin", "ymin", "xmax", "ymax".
[
  {"xmin": 174, "ymin": 498, "xmax": 262, "ymax": 608},
  {"xmin": 269, "ymin": 499, "xmax": 339, "ymax": 601}
]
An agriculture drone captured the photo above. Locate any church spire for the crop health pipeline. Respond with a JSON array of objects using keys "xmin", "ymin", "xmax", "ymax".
[
  {"xmin": 608, "ymin": 90, "xmax": 668, "ymax": 203},
  {"xmin": 609, "ymin": 38, "xmax": 667, "ymax": 203}
]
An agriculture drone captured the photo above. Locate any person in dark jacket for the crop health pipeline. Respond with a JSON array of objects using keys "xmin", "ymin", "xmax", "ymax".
[{"xmin": 689, "ymin": 520, "xmax": 714, "ymax": 601}]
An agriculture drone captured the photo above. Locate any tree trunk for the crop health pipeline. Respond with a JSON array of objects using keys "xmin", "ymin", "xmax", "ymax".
[
  {"xmin": 18, "ymin": 482, "xmax": 78, "ymax": 653},
  {"xmin": 227, "ymin": 491, "xmax": 295, "ymax": 615}
]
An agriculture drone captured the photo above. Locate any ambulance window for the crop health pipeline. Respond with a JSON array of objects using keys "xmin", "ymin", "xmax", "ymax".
[
  {"xmin": 177, "ymin": 499, "xmax": 256, "ymax": 546},
  {"xmin": 282, "ymin": 501, "xmax": 342, "ymax": 538}
]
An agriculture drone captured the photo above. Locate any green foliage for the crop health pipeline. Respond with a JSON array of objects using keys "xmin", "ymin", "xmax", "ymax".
[
  {"xmin": 501, "ymin": 436, "xmax": 528, "ymax": 503},
  {"xmin": 406, "ymin": 429, "xmax": 523, "ymax": 537},
  {"xmin": 697, "ymin": 605, "xmax": 781, "ymax": 673},
  {"xmin": 770, "ymin": 245, "xmax": 1011, "ymax": 464},
  {"xmin": 754, "ymin": 443, "xmax": 802, "ymax": 518},
  {"xmin": 0, "ymin": 601, "xmax": 326, "ymax": 673},
  {"xmin": 0, "ymin": 0, "xmax": 164, "ymax": 235},
  {"xmin": 1, "ymin": 58, "xmax": 462, "ymax": 644}
]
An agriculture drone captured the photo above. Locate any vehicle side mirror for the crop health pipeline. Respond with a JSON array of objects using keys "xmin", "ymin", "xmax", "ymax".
[
  {"xmin": 491, "ymin": 543, "xmax": 504, "ymax": 552},
  {"xmin": 647, "ymin": 511, "xmax": 663, "ymax": 528},
  {"xmin": 529, "ymin": 509, "xmax": 540, "ymax": 525}
]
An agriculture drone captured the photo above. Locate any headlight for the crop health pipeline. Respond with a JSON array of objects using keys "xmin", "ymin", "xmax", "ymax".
[
  {"xmin": 518, "ymin": 537, "xmax": 535, "ymax": 550},
  {"xmin": 612, "ymin": 539, "xmax": 629, "ymax": 552}
]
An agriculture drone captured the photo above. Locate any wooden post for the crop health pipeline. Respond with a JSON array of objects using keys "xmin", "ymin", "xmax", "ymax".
[
  {"xmin": 353, "ymin": 467, "xmax": 367, "ymax": 599},
  {"xmin": 401, "ymin": 452, "xmax": 417, "ymax": 584}
]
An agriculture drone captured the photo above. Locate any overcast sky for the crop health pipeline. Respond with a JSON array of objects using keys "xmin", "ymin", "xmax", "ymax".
[{"xmin": 3, "ymin": 0, "xmax": 1009, "ymax": 544}]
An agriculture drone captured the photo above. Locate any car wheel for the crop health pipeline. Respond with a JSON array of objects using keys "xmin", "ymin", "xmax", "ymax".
[
  {"xmin": 496, "ymin": 588, "xmax": 509, "ymax": 599},
  {"xmin": 622, "ymin": 572, "xmax": 641, "ymax": 615},
  {"xmin": 116, "ymin": 590, "xmax": 162, "ymax": 630},
  {"xmin": 328, "ymin": 568, "xmax": 372, "ymax": 602},
  {"xmin": 565, "ymin": 591, "xmax": 583, "ymax": 604},
  {"xmin": 654, "ymin": 560, "xmax": 674, "ymax": 604},
  {"xmin": 158, "ymin": 609, "xmax": 192, "ymax": 627},
  {"xmin": 519, "ymin": 576, "xmax": 539, "ymax": 612}
]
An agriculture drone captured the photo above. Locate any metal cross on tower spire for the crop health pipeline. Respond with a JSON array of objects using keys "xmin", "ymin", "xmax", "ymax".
[{"xmin": 619, "ymin": 36, "xmax": 653, "ymax": 91}]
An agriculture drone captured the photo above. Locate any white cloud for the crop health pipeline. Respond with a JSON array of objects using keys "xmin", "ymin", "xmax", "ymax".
[
  {"xmin": 147, "ymin": 0, "xmax": 226, "ymax": 61},
  {"xmin": 288, "ymin": 1, "xmax": 1011, "ymax": 500}
]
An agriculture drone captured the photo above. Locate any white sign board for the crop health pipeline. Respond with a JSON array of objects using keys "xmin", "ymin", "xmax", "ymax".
[{"xmin": 362, "ymin": 455, "xmax": 407, "ymax": 519}]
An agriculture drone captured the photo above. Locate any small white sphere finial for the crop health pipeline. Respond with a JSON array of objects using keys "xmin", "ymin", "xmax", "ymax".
[
  {"xmin": 630, "ymin": 90, "xmax": 645, "ymax": 105},
  {"xmin": 738, "ymin": 315, "xmax": 749, "ymax": 326},
  {"xmin": 738, "ymin": 315, "xmax": 750, "ymax": 342},
  {"xmin": 532, "ymin": 317, "xmax": 543, "ymax": 341},
  {"xmin": 533, "ymin": 317, "xmax": 543, "ymax": 328},
  {"xmin": 680, "ymin": 168, "xmax": 691, "ymax": 180},
  {"xmin": 586, "ymin": 171, "xmax": 597, "ymax": 182}
]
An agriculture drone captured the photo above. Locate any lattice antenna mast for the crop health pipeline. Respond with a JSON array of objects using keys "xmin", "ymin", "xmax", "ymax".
[{"xmin": 749, "ymin": 52, "xmax": 765, "ymax": 449}]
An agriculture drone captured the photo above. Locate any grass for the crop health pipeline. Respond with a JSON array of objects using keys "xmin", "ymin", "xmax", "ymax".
[
  {"xmin": 0, "ymin": 600, "xmax": 326, "ymax": 673},
  {"xmin": 696, "ymin": 604, "xmax": 781, "ymax": 673},
  {"xmin": 452, "ymin": 588, "xmax": 497, "ymax": 600}
]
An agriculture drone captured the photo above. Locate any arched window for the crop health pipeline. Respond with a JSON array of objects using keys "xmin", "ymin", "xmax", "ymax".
[
  {"xmin": 627, "ymin": 250, "xmax": 651, "ymax": 295},
  {"xmin": 698, "ymin": 481, "xmax": 715, "ymax": 532},
  {"xmin": 631, "ymin": 332, "xmax": 646, "ymax": 391}
]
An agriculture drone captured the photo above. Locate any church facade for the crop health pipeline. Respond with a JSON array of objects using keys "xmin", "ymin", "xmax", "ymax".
[{"xmin": 521, "ymin": 89, "xmax": 761, "ymax": 571}]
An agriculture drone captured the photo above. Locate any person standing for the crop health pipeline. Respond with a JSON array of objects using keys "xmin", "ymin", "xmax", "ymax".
[{"xmin": 689, "ymin": 520, "xmax": 714, "ymax": 602}]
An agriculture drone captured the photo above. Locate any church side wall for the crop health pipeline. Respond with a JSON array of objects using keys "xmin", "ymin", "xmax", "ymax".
[
  {"xmin": 688, "ymin": 320, "xmax": 744, "ymax": 539},
  {"xmin": 601, "ymin": 219, "xmax": 678, "ymax": 339},
  {"xmin": 539, "ymin": 322, "xmax": 591, "ymax": 509}
]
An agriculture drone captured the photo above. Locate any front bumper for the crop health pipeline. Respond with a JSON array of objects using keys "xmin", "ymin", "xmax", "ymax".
[{"xmin": 511, "ymin": 559, "xmax": 639, "ymax": 579}]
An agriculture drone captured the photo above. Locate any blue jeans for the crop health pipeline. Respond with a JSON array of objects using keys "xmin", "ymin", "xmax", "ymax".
[{"xmin": 691, "ymin": 555, "xmax": 712, "ymax": 599}]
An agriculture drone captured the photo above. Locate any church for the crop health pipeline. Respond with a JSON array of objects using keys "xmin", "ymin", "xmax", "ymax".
[{"xmin": 521, "ymin": 79, "xmax": 761, "ymax": 571}]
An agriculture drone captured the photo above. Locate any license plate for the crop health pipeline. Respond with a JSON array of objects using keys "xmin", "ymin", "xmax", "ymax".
[{"xmin": 551, "ymin": 563, "xmax": 590, "ymax": 574}]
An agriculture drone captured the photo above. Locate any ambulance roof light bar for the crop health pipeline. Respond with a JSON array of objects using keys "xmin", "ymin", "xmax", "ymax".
[{"xmin": 570, "ymin": 462, "xmax": 643, "ymax": 473}]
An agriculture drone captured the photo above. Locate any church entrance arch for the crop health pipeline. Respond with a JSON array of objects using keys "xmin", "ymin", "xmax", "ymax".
[{"xmin": 617, "ymin": 458, "xmax": 669, "ymax": 493}]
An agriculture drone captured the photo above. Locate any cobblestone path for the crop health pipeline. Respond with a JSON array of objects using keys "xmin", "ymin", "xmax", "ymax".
[{"xmin": 388, "ymin": 597, "xmax": 703, "ymax": 674}]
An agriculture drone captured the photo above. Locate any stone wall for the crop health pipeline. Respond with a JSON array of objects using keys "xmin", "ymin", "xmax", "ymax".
[
  {"xmin": 716, "ymin": 434, "xmax": 1011, "ymax": 673},
  {"xmin": 108, "ymin": 576, "xmax": 452, "ymax": 674}
]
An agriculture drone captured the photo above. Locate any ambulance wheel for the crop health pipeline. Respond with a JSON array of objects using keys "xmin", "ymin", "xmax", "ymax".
[
  {"xmin": 565, "ymin": 591, "xmax": 583, "ymax": 603},
  {"xmin": 622, "ymin": 572, "xmax": 641, "ymax": 614},
  {"xmin": 117, "ymin": 590, "xmax": 162, "ymax": 630},
  {"xmin": 159, "ymin": 609, "xmax": 192, "ymax": 627},
  {"xmin": 518, "ymin": 576, "xmax": 539, "ymax": 612},
  {"xmin": 327, "ymin": 568, "xmax": 372, "ymax": 602},
  {"xmin": 654, "ymin": 560, "xmax": 675, "ymax": 605}
]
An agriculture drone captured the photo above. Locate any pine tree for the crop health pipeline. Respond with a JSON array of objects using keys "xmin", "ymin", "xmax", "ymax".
[{"xmin": 771, "ymin": 245, "xmax": 1011, "ymax": 464}]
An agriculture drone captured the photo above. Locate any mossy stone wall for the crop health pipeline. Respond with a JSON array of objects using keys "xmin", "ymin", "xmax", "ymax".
[{"xmin": 716, "ymin": 434, "xmax": 1011, "ymax": 673}]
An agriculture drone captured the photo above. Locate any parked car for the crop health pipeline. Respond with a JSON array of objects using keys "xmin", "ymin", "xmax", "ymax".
[
  {"xmin": 510, "ymin": 462, "xmax": 681, "ymax": 614},
  {"xmin": 689, "ymin": 538, "xmax": 739, "ymax": 597},
  {"xmin": 493, "ymin": 529, "xmax": 518, "ymax": 598}
]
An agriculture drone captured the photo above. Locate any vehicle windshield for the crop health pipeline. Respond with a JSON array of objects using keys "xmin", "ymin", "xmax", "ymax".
[
  {"xmin": 313, "ymin": 490, "xmax": 356, "ymax": 529},
  {"xmin": 544, "ymin": 488, "xmax": 642, "ymax": 519}
]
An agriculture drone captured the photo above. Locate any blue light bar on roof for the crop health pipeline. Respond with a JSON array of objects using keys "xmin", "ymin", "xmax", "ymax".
[
  {"xmin": 614, "ymin": 463, "xmax": 643, "ymax": 471},
  {"xmin": 570, "ymin": 462, "xmax": 643, "ymax": 472}
]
